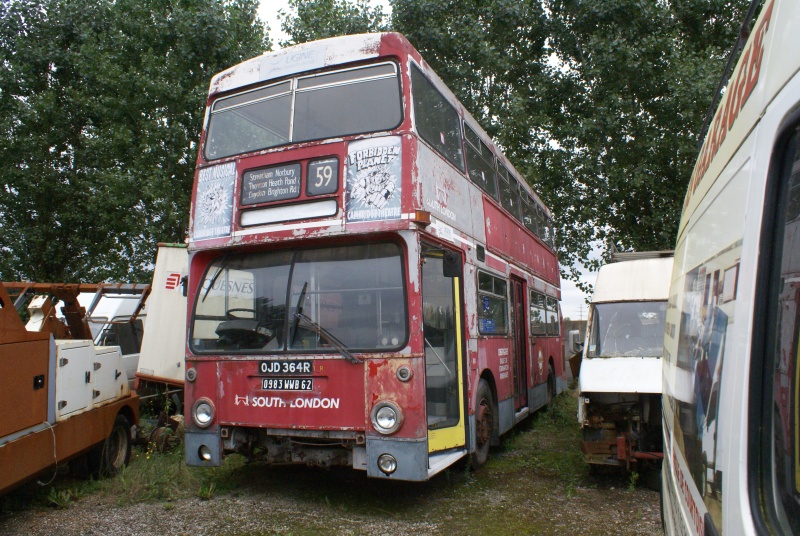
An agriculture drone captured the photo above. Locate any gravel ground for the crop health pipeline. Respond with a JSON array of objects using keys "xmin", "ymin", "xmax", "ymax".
[
  {"xmin": 0, "ymin": 393, "xmax": 663, "ymax": 535},
  {"xmin": 0, "ymin": 479, "xmax": 662, "ymax": 536}
]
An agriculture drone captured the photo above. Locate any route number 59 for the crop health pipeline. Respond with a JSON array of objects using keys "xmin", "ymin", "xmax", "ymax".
[
  {"xmin": 308, "ymin": 157, "xmax": 339, "ymax": 196},
  {"xmin": 315, "ymin": 164, "xmax": 333, "ymax": 187}
]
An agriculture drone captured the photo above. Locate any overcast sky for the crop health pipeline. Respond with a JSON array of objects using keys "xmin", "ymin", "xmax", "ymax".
[{"xmin": 255, "ymin": 1, "xmax": 592, "ymax": 320}]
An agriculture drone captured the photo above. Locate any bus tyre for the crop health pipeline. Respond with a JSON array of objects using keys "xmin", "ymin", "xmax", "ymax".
[
  {"xmin": 88, "ymin": 414, "xmax": 132, "ymax": 478},
  {"xmin": 471, "ymin": 379, "xmax": 495, "ymax": 470}
]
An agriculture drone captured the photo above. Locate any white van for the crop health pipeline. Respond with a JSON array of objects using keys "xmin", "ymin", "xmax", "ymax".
[
  {"xmin": 662, "ymin": 0, "xmax": 800, "ymax": 533},
  {"xmin": 578, "ymin": 253, "xmax": 671, "ymax": 474}
]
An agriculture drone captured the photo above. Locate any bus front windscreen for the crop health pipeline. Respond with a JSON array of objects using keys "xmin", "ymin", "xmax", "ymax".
[
  {"xmin": 587, "ymin": 301, "xmax": 667, "ymax": 358},
  {"xmin": 191, "ymin": 243, "xmax": 407, "ymax": 354},
  {"xmin": 204, "ymin": 62, "xmax": 402, "ymax": 160}
]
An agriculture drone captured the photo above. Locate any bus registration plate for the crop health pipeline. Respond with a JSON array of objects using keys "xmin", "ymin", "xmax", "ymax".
[
  {"xmin": 262, "ymin": 378, "xmax": 313, "ymax": 391},
  {"xmin": 258, "ymin": 360, "xmax": 313, "ymax": 374}
]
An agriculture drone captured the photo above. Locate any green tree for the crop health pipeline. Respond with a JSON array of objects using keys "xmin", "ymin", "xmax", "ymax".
[
  {"xmin": 278, "ymin": 0, "xmax": 388, "ymax": 47},
  {"xmin": 0, "ymin": 0, "xmax": 268, "ymax": 282},
  {"xmin": 534, "ymin": 0, "xmax": 750, "ymax": 286},
  {"xmin": 392, "ymin": 0, "xmax": 751, "ymax": 288}
]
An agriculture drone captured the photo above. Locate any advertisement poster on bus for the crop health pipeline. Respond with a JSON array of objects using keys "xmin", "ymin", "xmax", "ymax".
[
  {"xmin": 193, "ymin": 162, "xmax": 236, "ymax": 240},
  {"xmin": 671, "ymin": 251, "xmax": 739, "ymax": 532},
  {"xmin": 345, "ymin": 137, "xmax": 402, "ymax": 222}
]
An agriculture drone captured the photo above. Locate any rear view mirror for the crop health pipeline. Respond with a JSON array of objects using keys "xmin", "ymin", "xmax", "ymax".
[
  {"xmin": 443, "ymin": 250, "xmax": 462, "ymax": 278},
  {"xmin": 568, "ymin": 329, "xmax": 583, "ymax": 354}
]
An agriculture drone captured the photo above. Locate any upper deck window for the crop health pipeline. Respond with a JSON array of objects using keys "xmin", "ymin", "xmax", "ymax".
[
  {"xmin": 204, "ymin": 63, "xmax": 402, "ymax": 161},
  {"xmin": 464, "ymin": 123, "xmax": 497, "ymax": 200},
  {"xmin": 411, "ymin": 65, "xmax": 465, "ymax": 172}
]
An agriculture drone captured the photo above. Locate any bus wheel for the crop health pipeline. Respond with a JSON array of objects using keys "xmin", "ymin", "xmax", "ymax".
[
  {"xmin": 471, "ymin": 379, "xmax": 495, "ymax": 470},
  {"xmin": 88, "ymin": 414, "xmax": 132, "ymax": 478}
]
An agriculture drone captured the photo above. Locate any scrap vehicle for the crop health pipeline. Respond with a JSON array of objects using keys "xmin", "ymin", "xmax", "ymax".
[
  {"xmin": 6, "ymin": 282, "xmax": 150, "ymax": 390},
  {"xmin": 183, "ymin": 33, "xmax": 566, "ymax": 481},
  {"xmin": 0, "ymin": 282, "xmax": 139, "ymax": 495},
  {"xmin": 576, "ymin": 251, "xmax": 672, "ymax": 474},
  {"xmin": 134, "ymin": 243, "xmax": 189, "ymax": 409}
]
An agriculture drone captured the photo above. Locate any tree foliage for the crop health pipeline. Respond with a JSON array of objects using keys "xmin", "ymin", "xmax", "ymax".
[
  {"xmin": 391, "ymin": 0, "xmax": 750, "ymax": 288},
  {"xmin": 278, "ymin": 0, "xmax": 388, "ymax": 47},
  {"xmin": 282, "ymin": 0, "xmax": 751, "ymax": 288},
  {"xmin": 0, "ymin": 0, "xmax": 268, "ymax": 282}
]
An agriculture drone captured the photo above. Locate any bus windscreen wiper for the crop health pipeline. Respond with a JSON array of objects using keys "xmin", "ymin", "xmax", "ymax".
[
  {"xmin": 293, "ymin": 311, "xmax": 362, "ymax": 364},
  {"xmin": 290, "ymin": 282, "xmax": 308, "ymax": 346},
  {"xmin": 201, "ymin": 253, "xmax": 229, "ymax": 302}
]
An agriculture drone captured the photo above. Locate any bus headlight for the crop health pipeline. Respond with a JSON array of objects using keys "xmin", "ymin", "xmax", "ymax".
[
  {"xmin": 192, "ymin": 398, "xmax": 216, "ymax": 428},
  {"xmin": 378, "ymin": 453, "xmax": 397, "ymax": 474},
  {"xmin": 371, "ymin": 401, "xmax": 403, "ymax": 435}
]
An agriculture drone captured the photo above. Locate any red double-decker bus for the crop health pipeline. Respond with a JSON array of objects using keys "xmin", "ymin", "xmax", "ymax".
[{"xmin": 184, "ymin": 33, "xmax": 565, "ymax": 481}]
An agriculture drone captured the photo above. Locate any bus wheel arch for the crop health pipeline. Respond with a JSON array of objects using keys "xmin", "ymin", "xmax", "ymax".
[{"xmin": 546, "ymin": 359, "xmax": 556, "ymax": 406}]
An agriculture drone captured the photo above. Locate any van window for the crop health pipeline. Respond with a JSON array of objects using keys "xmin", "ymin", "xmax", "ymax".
[
  {"xmin": 97, "ymin": 317, "xmax": 145, "ymax": 356},
  {"xmin": 759, "ymin": 125, "xmax": 800, "ymax": 532},
  {"xmin": 587, "ymin": 301, "xmax": 666, "ymax": 358}
]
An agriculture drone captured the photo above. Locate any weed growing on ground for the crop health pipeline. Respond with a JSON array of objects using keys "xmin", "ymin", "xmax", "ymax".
[{"xmin": 629, "ymin": 471, "xmax": 640, "ymax": 492}]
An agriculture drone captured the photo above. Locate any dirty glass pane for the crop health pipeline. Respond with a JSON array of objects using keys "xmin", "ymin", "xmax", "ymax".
[
  {"xmin": 546, "ymin": 297, "xmax": 560, "ymax": 336},
  {"xmin": 477, "ymin": 271, "xmax": 507, "ymax": 335},
  {"xmin": 762, "ymin": 129, "xmax": 800, "ymax": 531},
  {"xmin": 523, "ymin": 195, "xmax": 539, "ymax": 235},
  {"xmin": 205, "ymin": 93, "xmax": 291, "ymax": 160},
  {"xmin": 411, "ymin": 65, "xmax": 464, "ymax": 172},
  {"xmin": 288, "ymin": 243, "xmax": 405, "ymax": 351},
  {"xmin": 465, "ymin": 143, "xmax": 497, "ymax": 199},
  {"xmin": 587, "ymin": 301, "xmax": 667, "ymax": 358},
  {"xmin": 423, "ymin": 253, "xmax": 459, "ymax": 429},
  {"xmin": 190, "ymin": 244, "xmax": 406, "ymax": 353},
  {"xmin": 204, "ymin": 64, "xmax": 401, "ymax": 160},
  {"xmin": 294, "ymin": 75, "xmax": 401, "ymax": 142},
  {"xmin": 499, "ymin": 176, "xmax": 522, "ymax": 222}
]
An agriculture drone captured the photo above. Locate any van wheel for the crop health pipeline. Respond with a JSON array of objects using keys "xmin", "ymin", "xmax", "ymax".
[
  {"xmin": 88, "ymin": 414, "xmax": 132, "ymax": 478},
  {"xmin": 471, "ymin": 380, "xmax": 495, "ymax": 470}
]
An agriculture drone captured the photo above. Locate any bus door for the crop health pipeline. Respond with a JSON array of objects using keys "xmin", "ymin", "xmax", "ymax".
[
  {"xmin": 422, "ymin": 247, "xmax": 466, "ymax": 454},
  {"xmin": 511, "ymin": 277, "xmax": 528, "ymax": 411}
]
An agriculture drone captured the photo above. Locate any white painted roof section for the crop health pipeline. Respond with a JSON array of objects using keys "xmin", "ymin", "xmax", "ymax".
[
  {"xmin": 579, "ymin": 356, "xmax": 662, "ymax": 394},
  {"xmin": 209, "ymin": 33, "xmax": 383, "ymax": 96},
  {"xmin": 591, "ymin": 257, "xmax": 673, "ymax": 303}
]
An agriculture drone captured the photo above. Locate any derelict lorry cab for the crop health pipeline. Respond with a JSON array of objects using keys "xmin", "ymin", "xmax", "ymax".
[{"xmin": 577, "ymin": 253, "xmax": 672, "ymax": 473}]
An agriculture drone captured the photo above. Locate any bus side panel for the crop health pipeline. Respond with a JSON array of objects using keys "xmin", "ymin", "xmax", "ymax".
[{"xmin": 482, "ymin": 200, "xmax": 559, "ymax": 286}]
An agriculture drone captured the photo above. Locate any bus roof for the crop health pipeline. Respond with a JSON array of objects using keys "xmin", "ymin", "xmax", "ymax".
[{"xmin": 591, "ymin": 256, "xmax": 673, "ymax": 303}]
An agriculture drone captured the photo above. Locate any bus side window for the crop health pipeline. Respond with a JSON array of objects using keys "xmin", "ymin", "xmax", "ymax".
[
  {"xmin": 477, "ymin": 271, "xmax": 508, "ymax": 335},
  {"xmin": 410, "ymin": 65, "xmax": 465, "ymax": 172},
  {"xmin": 545, "ymin": 297, "xmax": 560, "ymax": 336},
  {"xmin": 759, "ymin": 124, "xmax": 800, "ymax": 533},
  {"xmin": 529, "ymin": 291, "xmax": 547, "ymax": 336}
]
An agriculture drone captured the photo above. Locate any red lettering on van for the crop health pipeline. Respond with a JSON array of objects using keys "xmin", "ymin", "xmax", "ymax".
[{"xmin": 685, "ymin": 0, "xmax": 774, "ymax": 210}]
